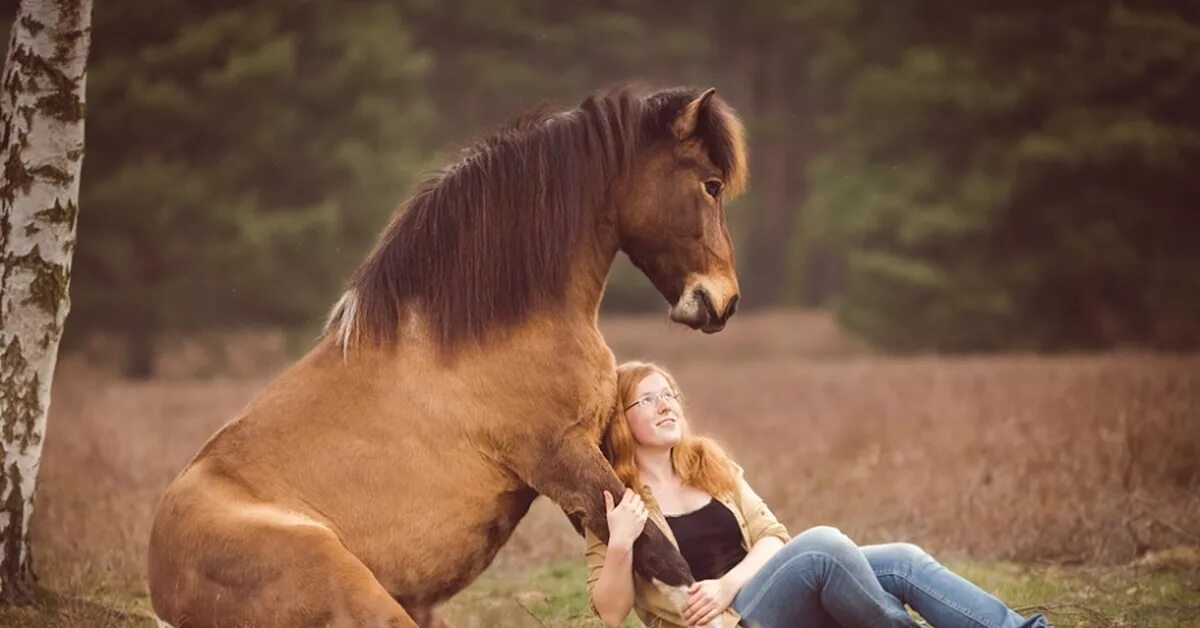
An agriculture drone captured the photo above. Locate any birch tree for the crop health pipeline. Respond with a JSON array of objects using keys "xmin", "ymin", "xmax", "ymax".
[{"xmin": 0, "ymin": 0, "xmax": 92, "ymax": 603}]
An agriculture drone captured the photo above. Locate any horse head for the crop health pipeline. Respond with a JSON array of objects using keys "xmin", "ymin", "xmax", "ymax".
[{"xmin": 616, "ymin": 87, "xmax": 746, "ymax": 333}]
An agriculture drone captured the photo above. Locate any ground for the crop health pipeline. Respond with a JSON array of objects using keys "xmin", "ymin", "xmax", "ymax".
[
  {"xmin": 2, "ymin": 310, "xmax": 1198, "ymax": 626},
  {"xmin": 3, "ymin": 556, "xmax": 1199, "ymax": 626}
]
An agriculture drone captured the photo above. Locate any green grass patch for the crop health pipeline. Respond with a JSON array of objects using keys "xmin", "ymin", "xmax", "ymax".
[
  {"xmin": 0, "ymin": 587, "xmax": 156, "ymax": 628},
  {"xmin": 3, "ymin": 556, "xmax": 1197, "ymax": 627},
  {"xmin": 946, "ymin": 554, "xmax": 1200, "ymax": 628},
  {"xmin": 442, "ymin": 562, "xmax": 638, "ymax": 627},
  {"xmin": 444, "ymin": 556, "xmax": 1200, "ymax": 627}
]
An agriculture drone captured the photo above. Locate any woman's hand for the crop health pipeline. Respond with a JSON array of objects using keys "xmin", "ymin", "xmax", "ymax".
[
  {"xmin": 604, "ymin": 488, "xmax": 648, "ymax": 551},
  {"xmin": 681, "ymin": 578, "xmax": 736, "ymax": 626}
]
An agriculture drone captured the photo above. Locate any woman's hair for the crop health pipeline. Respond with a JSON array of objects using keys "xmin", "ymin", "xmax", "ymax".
[{"xmin": 603, "ymin": 361, "xmax": 738, "ymax": 502}]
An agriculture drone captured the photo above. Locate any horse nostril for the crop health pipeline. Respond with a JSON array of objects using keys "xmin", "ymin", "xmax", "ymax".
[
  {"xmin": 693, "ymin": 287, "xmax": 717, "ymax": 323},
  {"xmin": 723, "ymin": 294, "xmax": 739, "ymax": 322}
]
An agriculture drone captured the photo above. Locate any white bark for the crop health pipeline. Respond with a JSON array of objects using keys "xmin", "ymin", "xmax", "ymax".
[{"xmin": 0, "ymin": 0, "xmax": 91, "ymax": 602}]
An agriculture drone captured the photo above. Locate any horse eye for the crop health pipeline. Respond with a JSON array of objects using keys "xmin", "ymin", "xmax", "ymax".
[{"xmin": 703, "ymin": 180, "xmax": 723, "ymax": 198}]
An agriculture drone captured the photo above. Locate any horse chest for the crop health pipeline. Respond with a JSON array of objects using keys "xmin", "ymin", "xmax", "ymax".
[
  {"xmin": 557, "ymin": 362, "xmax": 617, "ymax": 441},
  {"xmin": 510, "ymin": 337, "xmax": 616, "ymax": 438}
]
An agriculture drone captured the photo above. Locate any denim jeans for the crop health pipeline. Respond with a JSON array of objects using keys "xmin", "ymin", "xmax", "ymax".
[{"xmin": 730, "ymin": 526, "xmax": 1049, "ymax": 628}]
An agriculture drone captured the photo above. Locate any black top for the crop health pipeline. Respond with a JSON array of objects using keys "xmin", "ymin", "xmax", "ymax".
[{"xmin": 665, "ymin": 499, "xmax": 748, "ymax": 581}]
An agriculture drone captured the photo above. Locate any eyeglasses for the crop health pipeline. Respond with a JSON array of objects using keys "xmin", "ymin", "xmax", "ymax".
[{"xmin": 624, "ymin": 390, "xmax": 683, "ymax": 411}]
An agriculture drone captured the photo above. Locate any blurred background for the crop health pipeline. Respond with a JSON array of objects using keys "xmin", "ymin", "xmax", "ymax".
[
  {"xmin": 2, "ymin": 0, "xmax": 1197, "ymax": 374},
  {"xmin": 1, "ymin": 0, "xmax": 1198, "ymax": 626}
]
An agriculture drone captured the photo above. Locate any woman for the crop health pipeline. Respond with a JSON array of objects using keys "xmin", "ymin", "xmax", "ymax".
[{"xmin": 585, "ymin": 361, "xmax": 1048, "ymax": 628}]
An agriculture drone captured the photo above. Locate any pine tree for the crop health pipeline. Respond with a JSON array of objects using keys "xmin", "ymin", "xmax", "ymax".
[{"xmin": 71, "ymin": 0, "xmax": 433, "ymax": 375}]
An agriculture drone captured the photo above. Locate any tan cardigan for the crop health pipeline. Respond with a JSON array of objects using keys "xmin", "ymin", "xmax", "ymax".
[{"xmin": 584, "ymin": 465, "xmax": 791, "ymax": 627}]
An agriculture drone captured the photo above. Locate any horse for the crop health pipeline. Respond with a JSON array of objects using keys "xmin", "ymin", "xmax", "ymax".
[{"xmin": 147, "ymin": 85, "xmax": 747, "ymax": 627}]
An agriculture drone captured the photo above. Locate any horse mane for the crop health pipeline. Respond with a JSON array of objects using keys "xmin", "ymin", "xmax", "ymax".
[{"xmin": 326, "ymin": 85, "xmax": 747, "ymax": 352}]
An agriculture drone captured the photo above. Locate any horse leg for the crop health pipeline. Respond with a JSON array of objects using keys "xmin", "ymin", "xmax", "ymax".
[
  {"xmin": 408, "ymin": 606, "xmax": 456, "ymax": 628},
  {"xmin": 518, "ymin": 437, "xmax": 693, "ymax": 587},
  {"xmin": 151, "ymin": 499, "xmax": 420, "ymax": 628}
]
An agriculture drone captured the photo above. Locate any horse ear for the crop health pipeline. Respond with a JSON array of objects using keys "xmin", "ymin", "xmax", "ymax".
[{"xmin": 672, "ymin": 88, "xmax": 717, "ymax": 140}]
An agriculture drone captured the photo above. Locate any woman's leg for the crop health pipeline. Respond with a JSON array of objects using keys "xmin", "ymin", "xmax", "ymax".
[
  {"xmin": 862, "ymin": 543, "xmax": 1048, "ymax": 628},
  {"xmin": 731, "ymin": 526, "xmax": 920, "ymax": 628}
]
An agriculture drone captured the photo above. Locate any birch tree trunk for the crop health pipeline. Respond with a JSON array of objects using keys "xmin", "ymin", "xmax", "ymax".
[{"xmin": 0, "ymin": 0, "xmax": 92, "ymax": 604}]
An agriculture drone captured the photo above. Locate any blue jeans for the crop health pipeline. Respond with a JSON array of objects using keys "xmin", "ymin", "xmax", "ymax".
[{"xmin": 730, "ymin": 526, "xmax": 1049, "ymax": 628}]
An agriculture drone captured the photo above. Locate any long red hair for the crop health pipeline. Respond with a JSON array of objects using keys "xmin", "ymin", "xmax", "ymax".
[{"xmin": 603, "ymin": 361, "xmax": 737, "ymax": 503}]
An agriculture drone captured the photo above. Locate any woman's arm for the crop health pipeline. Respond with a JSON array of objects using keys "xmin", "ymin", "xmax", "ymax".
[
  {"xmin": 591, "ymin": 541, "xmax": 637, "ymax": 626},
  {"xmin": 589, "ymin": 489, "xmax": 648, "ymax": 626},
  {"xmin": 721, "ymin": 534, "xmax": 784, "ymax": 592},
  {"xmin": 722, "ymin": 465, "xmax": 790, "ymax": 593},
  {"xmin": 680, "ymin": 536, "xmax": 784, "ymax": 626},
  {"xmin": 683, "ymin": 467, "xmax": 791, "ymax": 625}
]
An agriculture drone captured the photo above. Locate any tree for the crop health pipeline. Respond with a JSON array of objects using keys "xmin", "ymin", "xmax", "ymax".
[
  {"xmin": 34, "ymin": 0, "xmax": 1195, "ymax": 361},
  {"xmin": 70, "ymin": 0, "xmax": 433, "ymax": 376},
  {"xmin": 805, "ymin": 0, "xmax": 1200, "ymax": 351},
  {"xmin": 0, "ymin": 0, "xmax": 91, "ymax": 604}
]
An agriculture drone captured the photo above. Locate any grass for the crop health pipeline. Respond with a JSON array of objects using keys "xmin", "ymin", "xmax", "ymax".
[
  {"xmin": 946, "ymin": 551, "xmax": 1200, "ymax": 628},
  {"xmin": 440, "ymin": 557, "xmax": 1200, "ymax": 628},
  {"xmin": 0, "ymin": 588, "xmax": 156, "ymax": 627},
  {"xmin": 4, "ymin": 556, "xmax": 1196, "ymax": 627}
]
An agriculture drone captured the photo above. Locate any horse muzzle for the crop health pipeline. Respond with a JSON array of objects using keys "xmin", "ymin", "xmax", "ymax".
[{"xmin": 670, "ymin": 285, "xmax": 738, "ymax": 333}]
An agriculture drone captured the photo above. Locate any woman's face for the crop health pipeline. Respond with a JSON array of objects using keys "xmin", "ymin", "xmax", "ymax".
[{"xmin": 624, "ymin": 372, "xmax": 684, "ymax": 450}]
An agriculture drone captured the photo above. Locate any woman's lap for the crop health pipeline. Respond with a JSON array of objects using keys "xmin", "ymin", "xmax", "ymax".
[
  {"xmin": 731, "ymin": 526, "xmax": 917, "ymax": 628},
  {"xmin": 730, "ymin": 528, "xmax": 1046, "ymax": 628}
]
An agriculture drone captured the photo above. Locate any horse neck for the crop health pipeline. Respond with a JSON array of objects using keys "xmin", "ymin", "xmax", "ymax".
[{"xmin": 561, "ymin": 203, "xmax": 620, "ymax": 327}]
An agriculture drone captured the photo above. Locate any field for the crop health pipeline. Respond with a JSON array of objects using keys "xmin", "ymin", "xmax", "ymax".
[{"xmin": 5, "ymin": 310, "xmax": 1199, "ymax": 626}]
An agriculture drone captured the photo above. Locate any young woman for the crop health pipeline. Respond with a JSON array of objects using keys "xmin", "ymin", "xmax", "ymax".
[{"xmin": 585, "ymin": 361, "xmax": 1048, "ymax": 628}]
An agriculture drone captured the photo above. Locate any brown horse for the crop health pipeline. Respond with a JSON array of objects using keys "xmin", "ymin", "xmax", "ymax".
[{"xmin": 147, "ymin": 85, "xmax": 746, "ymax": 627}]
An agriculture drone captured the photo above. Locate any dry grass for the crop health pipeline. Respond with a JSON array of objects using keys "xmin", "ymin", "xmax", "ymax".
[{"xmin": 23, "ymin": 309, "xmax": 1200, "ymax": 623}]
